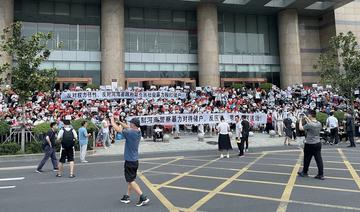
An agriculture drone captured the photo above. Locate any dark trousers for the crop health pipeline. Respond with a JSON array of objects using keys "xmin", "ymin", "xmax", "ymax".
[
  {"xmin": 37, "ymin": 145, "xmax": 58, "ymax": 171},
  {"xmin": 330, "ymin": 128, "xmax": 340, "ymax": 144},
  {"xmin": 302, "ymin": 143, "xmax": 324, "ymax": 176},
  {"xmin": 265, "ymin": 123, "xmax": 273, "ymax": 133},
  {"xmin": 237, "ymin": 137, "xmax": 245, "ymax": 156},
  {"xmin": 243, "ymin": 135, "xmax": 249, "ymax": 150},
  {"xmin": 347, "ymin": 131, "xmax": 356, "ymax": 147}
]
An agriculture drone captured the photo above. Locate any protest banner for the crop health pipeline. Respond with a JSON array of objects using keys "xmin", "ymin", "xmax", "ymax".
[
  {"xmin": 60, "ymin": 91, "xmax": 187, "ymax": 100},
  {"xmin": 127, "ymin": 113, "xmax": 267, "ymax": 126}
]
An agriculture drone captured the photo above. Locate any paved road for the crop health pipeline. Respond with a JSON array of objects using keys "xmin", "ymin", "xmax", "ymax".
[{"xmin": 0, "ymin": 145, "xmax": 359, "ymax": 212}]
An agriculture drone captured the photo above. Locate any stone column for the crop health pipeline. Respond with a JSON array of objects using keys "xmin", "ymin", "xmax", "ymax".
[
  {"xmin": 278, "ymin": 9, "xmax": 302, "ymax": 88},
  {"xmin": 0, "ymin": 0, "xmax": 14, "ymax": 83},
  {"xmin": 101, "ymin": 0, "xmax": 125, "ymax": 88},
  {"xmin": 197, "ymin": 3, "xmax": 220, "ymax": 87}
]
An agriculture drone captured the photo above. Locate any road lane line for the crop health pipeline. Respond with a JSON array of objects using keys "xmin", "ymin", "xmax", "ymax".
[
  {"xmin": 0, "ymin": 177, "xmax": 25, "ymax": 182},
  {"xmin": 276, "ymin": 152, "xmax": 302, "ymax": 212},
  {"xmin": 139, "ymin": 173, "xmax": 179, "ymax": 212},
  {"xmin": 0, "ymin": 186, "xmax": 16, "ymax": 189},
  {"xmin": 140, "ymin": 157, "xmax": 184, "ymax": 174},
  {"xmin": 187, "ymin": 153, "xmax": 267, "ymax": 212},
  {"xmin": 155, "ymin": 157, "xmax": 221, "ymax": 189},
  {"xmin": 338, "ymin": 148, "xmax": 360, "ymax": 189}
]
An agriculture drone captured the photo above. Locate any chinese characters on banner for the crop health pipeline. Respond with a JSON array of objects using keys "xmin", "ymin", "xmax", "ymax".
[
  {"xmin": 127, "ymin": 113, "xmax": 267, "ymax": 126},
  {"xmin": 60, "ymin": 91, "xmax": 187, "ymax": 100}
]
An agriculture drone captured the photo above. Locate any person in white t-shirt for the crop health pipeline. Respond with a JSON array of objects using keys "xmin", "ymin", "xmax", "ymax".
[
  {"xmin": 235, "ymin": 115, "xmax": 243, "ymax": 157},
  {"xmin": 326, "ymin": 112, "xmax": 339, "ymax": 145},
  {"xmin": 216, "ymin": 116, "xmax": 232, "ymax": 158}
]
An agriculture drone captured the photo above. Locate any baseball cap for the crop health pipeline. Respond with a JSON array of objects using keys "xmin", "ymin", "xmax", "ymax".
[{"xmin": 130, "ymin": 118, "xmax": 140, "ymax": 127}]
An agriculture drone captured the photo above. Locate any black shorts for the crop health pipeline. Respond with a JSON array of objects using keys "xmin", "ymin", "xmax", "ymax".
[
  {"xmin": 124, "ymin": 161, "xmax": 139, "ymax": 183},
  {"xmin": 59, "ymin": 147, "xmax": 75, "ymax": 163}
]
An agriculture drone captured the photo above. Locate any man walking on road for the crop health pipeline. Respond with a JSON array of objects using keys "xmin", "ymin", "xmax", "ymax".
[
  {"xmin": 241, "ymin": 115, "xmax": 250, "ymax": 152},
  {"xmin": 57, "ymin": 119, "xmax": 77, "ymax": 178},
  {"xmin": 345, "ymin": 111, "xmax": 356, "ymax": 148},
  {"xmin": 326, "ymin": 112, "xmax": 339, "ymax": 145},
  {"xmin": 235, "ymin": 115, "xmax": 243, "ymax": 157},
  {"xmin": 78, "ymin": 121, "xmax": 91, "ymax": 162},
  {"xmin": 36, "ymin": 122, "xmax": 58, "ymax": 173},
  {"xmin": 298, "ymin": 110, "xmax": 324, "ymax": 180},
  {"xmin": 110, "ymin": 116, "xmax": 150, "ymax": 207}
]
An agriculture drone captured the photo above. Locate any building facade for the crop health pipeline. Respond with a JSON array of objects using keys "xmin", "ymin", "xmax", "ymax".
[{"xmin": 0, "ymin": 0, "xmax": 358, "ymax": 89}]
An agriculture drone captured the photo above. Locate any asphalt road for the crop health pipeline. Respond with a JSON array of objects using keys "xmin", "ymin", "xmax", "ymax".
[{"xmin": 0, "ymin": 145, "xmax": 359, "ymax": 212}]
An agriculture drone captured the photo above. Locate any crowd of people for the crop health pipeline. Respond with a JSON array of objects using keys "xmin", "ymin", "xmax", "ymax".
[{"xmin": 1, "ymin": 84, "xmax": 359, "ymax": 137}]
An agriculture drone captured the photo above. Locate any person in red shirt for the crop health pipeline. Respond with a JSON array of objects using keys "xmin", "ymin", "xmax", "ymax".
[{"xmin": 265, "ymin": 112, "xmax": 274, "ymax": 134}]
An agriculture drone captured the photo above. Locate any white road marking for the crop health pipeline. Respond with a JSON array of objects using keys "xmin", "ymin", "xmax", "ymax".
[
  {"xmin": 0, "ymin": 186, "xmax": 16, "ymax": 189},
  {"xmin": 0, "ymin": 177, "xmax": 25, "ymax": 182}
]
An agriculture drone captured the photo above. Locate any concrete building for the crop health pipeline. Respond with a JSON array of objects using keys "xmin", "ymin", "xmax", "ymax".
[{"xmin": 0, "ymin": 0, "xmax": 358, "ymax": 89}]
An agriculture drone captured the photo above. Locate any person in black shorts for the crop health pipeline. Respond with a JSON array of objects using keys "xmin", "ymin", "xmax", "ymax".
[
  {"xmin": 56, "ymin": 119, "xmax": 77, "ymax": 178},
  {"xmin": 111, "ymin": 116, "xmax": 150, "ymax": 207}
]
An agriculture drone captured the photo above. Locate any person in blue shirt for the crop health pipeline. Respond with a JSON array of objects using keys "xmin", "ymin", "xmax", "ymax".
[
  {"xmin": 110, "ymin": 116, "xmax": 150, "ymax": 207},
  {"xmin": 78, "ymin": 121, "xmax": 91, "ymax": 163}
]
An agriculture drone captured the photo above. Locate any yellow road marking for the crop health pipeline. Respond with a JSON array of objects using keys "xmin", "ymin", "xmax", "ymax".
[
  {"xmin": 155, "ymin": 158, "xmax": 220, "ymax": 189},
  {"xmin": 186, "ymin": 153, "xmax": 267, "ymax": 211},
  {"xmin": 295, "ymin": 184, "xmax": 360, "ymax": 193},
  {"xmin": 139, "ymin": 173, "xmax": 179, "ymax": 212},
  {"xmin": 141, "ymin": 157, "xmax": 184, "ymax": 174},
  {"xmin": 338, "ymin": 149, "xmax": 360, "ymax": 189},
  {"xmin": 276, "ymin": 152, "xmax": 302, "ymax": 212},
  {"xmin": 155, "ymin": 183, "xmax": 360, "ymax": 211}
]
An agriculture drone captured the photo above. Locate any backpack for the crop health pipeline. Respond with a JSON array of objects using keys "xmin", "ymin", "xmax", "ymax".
[{"xmin": 61, "ymin": 129, "xmax": 75, "ymax": 148}]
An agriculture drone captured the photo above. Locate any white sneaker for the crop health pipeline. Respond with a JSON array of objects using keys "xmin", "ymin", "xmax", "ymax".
[
  {"xmin": 246, "ymin": 149, "xmax": 249, "ymax": 152},
  {"xmin": 226, "ymin": 154, "xmax": 230, "ymax": 158},
  {"xmin": 220, "ymin": 154, "xmax": 224, "ymax": 158},
  {"xmin": 104, "ymin": 146, "xmax": 108, "ymax": 150},
  {"xmin": 81, "ymin": 160, "xmax": 88, "ymax": 163}
]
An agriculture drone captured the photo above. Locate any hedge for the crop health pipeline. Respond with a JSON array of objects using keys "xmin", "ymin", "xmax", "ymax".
[
  {"xmin": 316, "ymin": 112, "xmax": 328, "ymax": 126},
  {"xmin": 32, "ymin": 122, "xmax": 51, "ymax": 135},
  {"xmin": 0, "ymin": 120, "xmax": 10, "ymax": 136},
  {"xmin": 0, "ymin": 143, "xmax": 21, "ymax": 155},
  {"xmin": 25, "ymin": 141, "xmax": 43, "ymax": 154},
  {"xmin": 260, "ymin": 83, "xmax": 273, "ymax": 92}
]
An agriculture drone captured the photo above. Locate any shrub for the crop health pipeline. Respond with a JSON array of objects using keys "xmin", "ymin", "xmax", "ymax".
[
  {"xmin": 32, "ymin": 122, "xmax": 51, "ymax": 135},
  {"xmin": 71, "ymin": 119, "xmax": 97, "ymax": 133},
  {"xmin": 232, "ymin": 83, "xmax": 245, "ymax": 89},
  {"xmin": 260, "ymin": 83, "xmax": 273, "ymax": 92},
  {"xmin": 25, "ymin": 141, "xmax": 43, "ymax": 154},
  {"xmin": 0, "ymin": 120, "xmax": 10, "ymax": 136},
  {"xmin": 0, "ymin": 143, "xmax": 21, "ymax": 155},
  {"xmin": 316, "ymin": 112, "xmax": 328, "ymax": 126}
]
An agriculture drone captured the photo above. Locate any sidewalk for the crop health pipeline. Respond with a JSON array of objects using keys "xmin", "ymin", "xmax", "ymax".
[{"xmin": 94, "ymin": 132, "xmax": 303, "ymax": 156}]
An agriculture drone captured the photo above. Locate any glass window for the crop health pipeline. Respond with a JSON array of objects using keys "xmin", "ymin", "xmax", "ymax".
[
  {"xmin": 225, "ymin": 65, "xmax": 236, "ymax": 72},
  {"xmin": 144, "ymin": 30, "xmax": 157, "ymax": 53},
  {"xmin": 223, "ymin": 13, "xmax": 235, "ymax": 54},
  {"xmin": 237, "ymin": 65, "xmax": 248, "ymax": 72},
  {"xmin": 186, "ymin": 11, "xmax": 197, "ymax": 29},
  {"xmin": 71, "ymin": 4, "xmax": 85, "ymax": 18},
  {"xmin": 70, "ymin": 62, "xmax": 85, "ymax": 70},
  {"xmin": 125, "ymin": 63, "xmax": 130, "ymax": 71},
  {"xmin": 249, "ymin": 65, "xmax": 260, "ymax": 72},
  {"xmin": 258, "ymin": 16, "xmax": 269, "ymax": 54},
  {"xmin": 86, "ymin": 25, "xmax": 100, "ymax": 51},
  {"xmin": 188, "ymin": 64, "xmax": 198, "ymax": 71},
  {"xmin": 159, "ymin": 10, "xmax": 172, "ymax": 26},
  {"xmin": 269, "ymin": 16, "xmax": 279, "ymax": 56},
  {"xmin": 54, "ymin": 62, "xmax": 69, "ymax": 70},
  {"xmin": 173, "ymin": 11, "xmax": 186, "ymax": 24},
  {"xmin": 38, "ymin": 23, "xmax": 54, "ymax": 49},
  {"xmin": 145, "ymin": 64, "xmax": 159, "ymax": 71},
  {"xmin": 22, "ymin": 0, "xmax": 37, "ymax": 15},
  {"xmin": 129, "ymin": 8, "xmax": 143, "ymax": 22},
  {"xmin": 159, "ymin": 64, "xmax": 173, "ymax": 71},
  {"xmin": 271, "ymin": 65, "xmax": 280, "ymax": 72},
  {"xmin": 174, "ymin": 64, "xmax": 187, "ymax": 72},
  {"xmin": 130, "ymin": 63, "xmax": 144, "ymax": 71},
  {"xmin": 173, "ymin": 30, "xmax": 188, "ymax": 53},
  {"xmin": 259, "ymin": 65, "xmax": 270, "ymax": 72},
  {"xmin": 158, "ymin": 30, "xmax": 173, "ymax": 53},
  {"xmin": 79, "ymin": 25, "xmax": 86, "ymax": 51},
  {"xmin": 235, "ymin": 14, "xmax": 247, "ymax": 54},
  {"xmin": 55, "ymin": 3, "xmax": 70, "ymax": 16},
  {"xmin": 69, "ymin": 25, "xmax": 77, "ymax": 50},
  {"xmin": 21, "ymin": 22, "xmax": 37, "ymax": 38},
  {"xmin": 39, "ymin": 1, "xmax": 54, "ymax": 15},
  {"xmin": 219, "ymin": 65, "xmax": 225, "ymax": 72},
  {"xmin": 54, "ymin": 24, "xmax": 69, "ymax": 50},
  {"xmin": 86, "ymin": 5, "xmax": 100, "ymax": 18},
  {"xmin": 144, "ymin": 9, "xmax": 158, "ymax": 25},
  {"xmin": 39, "ymin": 61, "xmax": 53, "ymax": 70},
  {"xmin": 246, "ymin": 15, "xmax": 259, "ymax": 54},
  {"xmin": 85, "ymin": 62, "xmax": 100, "ymax": 71}
]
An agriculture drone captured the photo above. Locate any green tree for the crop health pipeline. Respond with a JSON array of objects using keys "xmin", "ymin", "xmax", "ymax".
[
  {"xmin": 0, "ymin": 22, "xmax": 57, "ymax": 102},
  {"xmin": 315, "ymin": 31, "xmax": 360, "ymax": 110}
]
